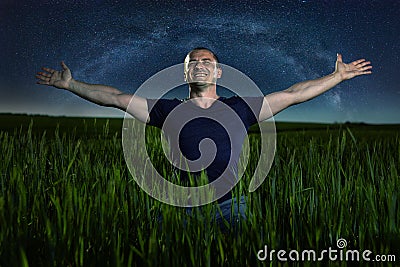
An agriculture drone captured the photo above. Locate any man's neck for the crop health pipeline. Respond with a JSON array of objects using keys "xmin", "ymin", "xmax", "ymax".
[{"xmin": 188, "ymin": 84, "xmax": 219, "ymax": 109}]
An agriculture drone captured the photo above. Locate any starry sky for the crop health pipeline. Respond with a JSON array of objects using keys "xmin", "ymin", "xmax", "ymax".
[{"xmin": 1, "ymin": 0, "xmax": 399, "ymax": 123}]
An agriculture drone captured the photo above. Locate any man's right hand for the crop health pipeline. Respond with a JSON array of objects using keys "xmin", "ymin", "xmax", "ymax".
[{"xmin": 36, "ymin": 61, "xmax": 72, "ymax": 89}]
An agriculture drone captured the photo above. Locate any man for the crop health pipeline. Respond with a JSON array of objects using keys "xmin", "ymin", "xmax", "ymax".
[{"xmin": 36, "ymin": 47, "xmax": 372, "ymax": 226}]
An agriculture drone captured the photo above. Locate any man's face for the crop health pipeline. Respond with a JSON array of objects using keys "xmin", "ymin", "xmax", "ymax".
[{"xmin": 184, "ymin": 50, "xmax": 222, "ymax": 86}]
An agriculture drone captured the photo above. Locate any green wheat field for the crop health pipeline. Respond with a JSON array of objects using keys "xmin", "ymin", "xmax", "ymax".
[{"xmin": 0, "ymin": 114, "xmax": 399, "ymax": 266}]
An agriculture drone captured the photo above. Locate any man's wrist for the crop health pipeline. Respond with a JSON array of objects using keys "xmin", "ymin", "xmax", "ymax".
[
  {"xmin": 67, "ymin": 78, "xmax": 77, "ymax": 91},
  {"xmin": 331, "ymin": 71, "xmax": 344, "ymax": 83}
]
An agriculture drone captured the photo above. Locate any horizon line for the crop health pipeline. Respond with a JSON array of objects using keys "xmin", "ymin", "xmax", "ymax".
[{"xmin": 1, "ymin": 112, "xmax": 399, "ymax": 126}]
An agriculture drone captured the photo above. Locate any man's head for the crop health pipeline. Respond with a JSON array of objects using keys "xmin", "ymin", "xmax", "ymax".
[{"xmin": 184, "ymin": 47, "xmax": 222, "ymax": 87}]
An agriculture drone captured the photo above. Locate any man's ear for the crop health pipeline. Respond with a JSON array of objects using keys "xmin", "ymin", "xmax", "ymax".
[{"xmin": 215, "ymin": 66, "xmax": 222, "ymax": 78}]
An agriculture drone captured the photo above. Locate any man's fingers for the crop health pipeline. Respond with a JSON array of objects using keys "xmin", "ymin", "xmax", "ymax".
[
  {"xmin": 37, "ymin": 71, "xmax": 51, "ymax": 78},
  {"xmin": 42, "ymin": 67, "xmax": 55, "ymax": 74},
  {"xmin": 36, "ymin": 80, "xmax": 49, "ymax": 85},
  {"xmin": 356, "ymin": 61, "xmax": 371, "ymax": 67},
  {"xmin": 360, "ymin": 65, "xmax": 372, "ymax": 71},
  {"xmin": 353, "ymin": 69, "xmax": 372, "ymax": 77},
  {"xmin": 337, "ymin": 53, "xmax": 343, "ymax": 63},
  {"xmin": 61, "ymin": 61, "xmax": 69, "ymax": 70},
  {"xmin": 352, "ymin": 59, "xmax": 368, "ymax": 66},
  {"xmin": 360, "ymin": 69, "xmax": 372, "ymax": 74},
  {"xmin": 356, "ymin": 71, "xmax": 372, "ymax": 77},
  {"xmin": 36, "ymin": 74, "xmax": 50, "ymax": 81},
  {"xmin": 353, "ymin": 60, "xmax": 372, "ymax": 73}
]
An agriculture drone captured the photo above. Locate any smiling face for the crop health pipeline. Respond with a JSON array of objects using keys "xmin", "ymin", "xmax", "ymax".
[{"xmin": 184, "ymin": 49, "xmax": 222, "ymax": 87}]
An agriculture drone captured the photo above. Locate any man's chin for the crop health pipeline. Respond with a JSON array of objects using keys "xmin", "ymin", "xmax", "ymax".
[
  {"xmin": 188, "ymin": 78, "xmax": 217, "ymax": 86},
  {"xmin": 188, "ymin": 81, "xmax": 214, "ymax": 87}
]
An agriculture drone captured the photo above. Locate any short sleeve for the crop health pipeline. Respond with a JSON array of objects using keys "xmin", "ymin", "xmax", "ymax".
[
  {"xmin": 146, "ymin": 98, "xmax": 181, "ymax": 128},
  {"xmin": 241, "ymin": 97, "xmax": 264, "ymax": 126}
]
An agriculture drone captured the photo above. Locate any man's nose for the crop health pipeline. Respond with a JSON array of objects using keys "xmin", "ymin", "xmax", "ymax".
[
  {"xmin": 194, "ymin": 63, "xmax": 201, "ymax": 69},
  {"xmin": 194, "ymin": 61, "xmax": 205, "ymax": 69}
]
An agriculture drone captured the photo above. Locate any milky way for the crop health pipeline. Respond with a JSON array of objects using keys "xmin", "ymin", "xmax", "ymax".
[{"xmin": 1, "ymin": 0, "xmax": 399, "ymax": 123}]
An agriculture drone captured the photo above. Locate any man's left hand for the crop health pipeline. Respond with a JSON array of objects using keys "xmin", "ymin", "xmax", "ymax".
[{"xmin": 335, "ymin": 53, "xmax": 372, "ymax": 81}]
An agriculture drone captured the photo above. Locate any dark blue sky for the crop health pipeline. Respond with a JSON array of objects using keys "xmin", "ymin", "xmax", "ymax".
[{"xmin": 1, "ymin": 0, "xmax": 399, "ymax": 123}]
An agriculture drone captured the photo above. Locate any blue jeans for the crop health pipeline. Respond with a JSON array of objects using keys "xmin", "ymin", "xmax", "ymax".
[
  {"xmin": 183, "ymin": 195, "xmax": 247, "ymax": 232},
  {"xmin": 214, "ymin": 196, "xmax": 247, "ymax": 231},
  {"xmin": 157, "ymin": 196, "xmax": 247, "ymax": 232}
]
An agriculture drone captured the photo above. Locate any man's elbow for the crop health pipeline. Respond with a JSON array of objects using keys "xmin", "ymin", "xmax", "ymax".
[
  {"xmin": 110, "ymin": 94, "xmax": 130, "ymax": 110},
  {"xmin": 285, "ymin": 89, "xmax": 309, "ymax": 105},
  {"xmin": 280, "ymin": 89, "xmax": 300, "ymax": 106}
]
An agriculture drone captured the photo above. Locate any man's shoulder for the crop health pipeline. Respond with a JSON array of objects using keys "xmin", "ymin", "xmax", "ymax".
[
  {"xmin": 150, "ymin": 98, "xmax": 183, "ymax": 103},
  {"xmin": 147, "ymin": 98, "xmax": 183, "ymax": 119},
  {"xmin": 221, "ymin": 95, "xmax": 264, "ymax": 105},
  {"xmin": 148, "ymin": 98, "xmax": 182, "ymax": 106},
  {"xmin": 220, "ymin": 95, "xmax": 240, "ymax": 103}
]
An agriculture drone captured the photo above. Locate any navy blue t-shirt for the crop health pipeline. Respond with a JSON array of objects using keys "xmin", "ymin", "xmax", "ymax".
[{"xmin": 147, "ymin": 96, "xmax": 263, "ymax": 203}]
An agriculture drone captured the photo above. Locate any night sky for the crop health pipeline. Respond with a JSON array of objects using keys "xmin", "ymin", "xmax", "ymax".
[{"xmin": 1, "ymin": 0, "xmax": 399, "ymax": 123}]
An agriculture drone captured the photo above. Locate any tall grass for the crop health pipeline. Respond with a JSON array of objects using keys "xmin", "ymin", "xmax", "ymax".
[{"xmin": 0, "ymin": 119, "xmax": 399, "ymax": 266}]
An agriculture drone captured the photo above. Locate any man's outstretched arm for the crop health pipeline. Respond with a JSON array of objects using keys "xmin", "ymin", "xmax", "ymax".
[
  {"xmin": 259, "ymin": 54, "xmax": 372, "ymax": 121},
  {"xmin": 36, "ymin": 61, "xmax": 149, "ymax": 123}
]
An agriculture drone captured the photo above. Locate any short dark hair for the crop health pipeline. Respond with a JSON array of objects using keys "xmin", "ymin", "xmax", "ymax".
[{"xmin": 188, "ymin": 47, "xmax": 219, "ymax": 63}]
